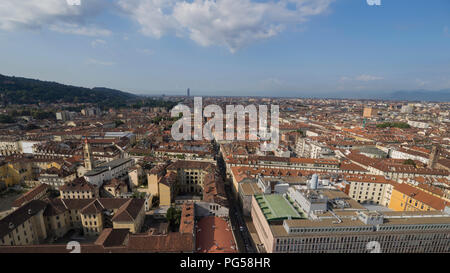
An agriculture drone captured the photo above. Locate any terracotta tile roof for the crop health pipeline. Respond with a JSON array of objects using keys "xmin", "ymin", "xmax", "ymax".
[
  {"xmin": 111, "ymin": 199, "xmax": 145, "ymax": 222},
  {"xmin": 203, "ymin": 173, "xmax": 228, "ymax": 207},
  {"xmin": 60, "ymin": 177, "xmax": 97, "ymax": 192},
  {"xmin": 80, "ymin": 199, "xmax": 105, "ymax": 215},
  {"xmin": 160, "ymin": 172, "xmax": 177, "ymax": 187},
  {"xmin": 196, "ymin": 216, "xmax": 237, "ymax": 253},
  {"xmin": 127, "ymin": 232, "xmax": 194, "ymax": 253},
  {"xmin": 394, "ymin": 183, "xmax": 448, "ymax": 210},
  {"xmin": 94, "ymin": 228, "xmax": 129, "ymax": 248},
  {"xmin": 167, "ymin": 160, "xmax": 215, "ymax": 171},
  {"xmin": 43, "ymin": 198, "xmax": 67, "ymax": 216},
  {"xmin": 12, "ymin": 184, "xmax": 49, "ymax": 208},
  {"xmin": 343, "ymin": 174, "xmax": 395, "ymax": 184},
  {"xmin": 179, "ymin": 203, "xmax": 195, "ymax": 234}
]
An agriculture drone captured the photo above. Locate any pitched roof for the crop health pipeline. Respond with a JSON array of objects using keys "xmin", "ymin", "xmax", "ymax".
[
  {"xmin": 127, "ymin": 232, "xmax": 194, "ymax": 253},
  {"xmin": 196, "ymin": 216, "xmax": 237, "ymax": 253},
  {"xmin": 12, "ymin": 184, "xmax": 49, "ymax": 208},
  {"xmin": 0, "ymin": 200, "xmax": 47, "ymax": 238},
  {"xmin": 60, "ymin": 177, "xmax": 97, "ymax": 192},
  {"xmin": 94, "ymin": 228, "xmax": 129, "ymax": 248},
  {"xmin": 111, "ymin": 199, "xmax": 145, "ymax": 222},
  {"xmin": 80, "ymin": 199, "xmax": 105, "ymax": 215},
  {"xmin": 394, "ymin": 183, "xmax": 448, "ymax": 210}
]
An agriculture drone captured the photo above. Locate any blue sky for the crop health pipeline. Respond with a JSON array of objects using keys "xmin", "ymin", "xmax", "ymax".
[{"xmin": 0, "ymin": 0, "xmax": 449, "ymax": 97}]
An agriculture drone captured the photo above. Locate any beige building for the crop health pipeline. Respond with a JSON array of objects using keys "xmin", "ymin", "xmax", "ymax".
[
  {"xmin": 0, "ymin": 198, "xmax": 146, "ymax": 246},
  {"xmin": 166, "ymin": 161, "xmax": 216, "ymax": 195},
  {"xmin": 159, "ymin": 172, "xmax": 178, "ymax": 206},
  {"xmin": 128, "ymin": 165, "xmax": 144, "ymax": 189},
  {"xmin": 345, "ymin": 175, "xmax": 395, "ymax": 206},
  {"xmin": 38, "ymin": 167, "xmax": 76, "ymax": 190},
  {"xmin": 0, "ymin": 200, "xmax": 48, "ymax": 246},
  {"xmin": 363, "ymin": 107, "xmax": 378, "ymax": 118},
  {"xmin": 146, "ymin": 164, "xmax": 167, "ymax": 197},
  {"xmin": 112, "ymin": 199, "xmax": 146, "ymax": 233},
  {"xmin": 103, "ymin": 178, "xmax": 128, "ymax": 197},
  {"xmin": 60, "ymin": 177, "xmax": 99, "ymax": 199}
]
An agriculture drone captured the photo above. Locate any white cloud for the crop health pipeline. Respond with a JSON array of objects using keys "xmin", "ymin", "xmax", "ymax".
[
  {"xmin": 415, "ymin": 78, "xmax": 429, "ymax": 87},
  {"xmin": 355, "ymin": 74, "xmax": 383, "ymax": 81},
  {"xmin": 87, "ymin": 58, "xmax": 115, "ymax": 66},
  {"xmin": 117, "ymin": 0, "xmax": 180, "ymax": 39},
  {"xmin": 0, "ymin": 0, "xmax": 334, "ymax": 52},
  {"xmin": 444, "ymin": 26, "xmax": 449, "ymax": 37},
  {"xmin": 0, "ymin": 0, "xmax": 111, "ymax": 36},
  {"xmin": 91, "ymin": 39, "xmax": 107, "ymax": 48},
  {"xmin": 119, "ymin": 0, "xmax": 334, "ymax": 52},
  {"xmin": 137, "ymin": 48, "xmax": 155, "ymax": 55},
  {"xmin": 341, "ymin": 74, "xmax": 384, "ymax": 82},
  {"xmin": 50, "ymin": 23, "xmax": 111, "ymax": 37}
]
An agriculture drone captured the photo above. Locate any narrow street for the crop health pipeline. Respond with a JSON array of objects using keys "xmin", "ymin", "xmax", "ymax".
[{"xmin": 216, "ymin": 148, "xmax": 256, "ymax": 253}]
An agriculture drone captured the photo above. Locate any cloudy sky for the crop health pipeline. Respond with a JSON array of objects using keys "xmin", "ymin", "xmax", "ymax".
[{"xmin": 0, "ymin": 0, "xmax": 449, "ymax": 97}]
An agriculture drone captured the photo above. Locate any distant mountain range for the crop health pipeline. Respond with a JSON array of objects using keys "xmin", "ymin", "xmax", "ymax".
[
  {"xmin": 1, "ymin": 73, "xmax": 449, "ymax": 103},
  {"xmin": 284, "ymin": 89, "xmax": 450, "ymax": 102},
  {"xmin": 386, "ymin": 90, "xmax": 450, "ymax": 102},
  {"xmin": 0, "ymin": 74, "xmax": 137, "ymax": 105}
]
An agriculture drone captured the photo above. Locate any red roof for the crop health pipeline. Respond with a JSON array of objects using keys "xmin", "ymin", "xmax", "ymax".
[{"xmin": 196, "ymin": 216, "xmax": 237, "ymax": 253}]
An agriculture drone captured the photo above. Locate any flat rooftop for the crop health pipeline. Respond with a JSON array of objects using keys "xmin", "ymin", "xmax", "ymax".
[
  {"xmin": 85, "ymin": 158, "xmax": 132, "ymax": 176},
  {"xmin": 255, "ymin": 194, "xmax": 306, "ymax": 222},
  {"xmin": 239, "ymin": 182, "xmax": 262, "ymax": 196},
  {"xmin": 270, "ymin": 210, "xmax": 450, "ymax": 237}
]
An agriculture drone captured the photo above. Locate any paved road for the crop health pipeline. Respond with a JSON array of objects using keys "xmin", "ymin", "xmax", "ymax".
[{"xmin": 216, "ymin": 150, "xmax": 256, "ymax": 253}]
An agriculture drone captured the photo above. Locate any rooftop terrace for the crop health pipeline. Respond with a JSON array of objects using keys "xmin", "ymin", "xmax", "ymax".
[{"xmin": 255, "ymin": 194, "xmax": 306, "ymax": 222}]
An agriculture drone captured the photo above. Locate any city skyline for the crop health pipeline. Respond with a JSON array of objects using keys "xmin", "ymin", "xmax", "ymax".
[{"xmin": 0, "ymin": 0, "xmax": 449, "ymax": 97}]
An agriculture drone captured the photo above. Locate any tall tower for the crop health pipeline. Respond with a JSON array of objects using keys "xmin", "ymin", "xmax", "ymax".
[
  {"xmin": 428, "ymin": 145, "xmax": 439, "ymax": 169},
  {"xmin": 83, "ymin": 138, "xmax": 94, "ymax": 171},
  {"xmin": 187, "ymin": 88, "xmax": 190, "ymax": 97}
]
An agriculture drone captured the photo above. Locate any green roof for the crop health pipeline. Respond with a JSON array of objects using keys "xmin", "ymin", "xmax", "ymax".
[{"xmin": 255, "ymin": 194, "xmax": 306, "ymax": 222}]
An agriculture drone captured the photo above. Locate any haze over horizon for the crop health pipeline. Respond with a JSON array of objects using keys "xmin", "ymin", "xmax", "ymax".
[{"xmin": 0, "ymin": 0, "xmax": 449, "ymax": 97}]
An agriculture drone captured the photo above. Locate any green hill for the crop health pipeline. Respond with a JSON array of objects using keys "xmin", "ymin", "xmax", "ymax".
[{"xmin": 0, "ymin": 74, "xmax": 138, "ymax": 105}]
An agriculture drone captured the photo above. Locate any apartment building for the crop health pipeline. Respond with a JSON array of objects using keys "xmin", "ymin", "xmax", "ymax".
[
  {"xmin": 0, "ymin": 198, "xmax": 146, "ymax": 245},
  {"xmin": 59, "ymin": 177, "xmax": 99, "ymax": 199},
  {"xmin": 38, "ymin": 167, "xmax": 76, "ymax": 190},
  {"xmin": 344, "ymin": 175, "xmax": 395, "ymax": 206},
  {"xmin": 251, "ymin": 195, "xmax": 450, "ymax": 253},
  {"xmin": 84, "ymin": 158, "xmax": 133, "ymax": 187},
  {"xmin": 166, "ymin": 160, "xmax": 216, "ymax": 195},
  {"xmin": 0, "ymin": 203, "xmax": 195, "ymax": 253},
  {"xmin": 0, "ymin": 200, "xmax": 48, "ymax": 246},
  {"xmin": 12, "ymin": 183, "xmax": 49, "ymax": 209},
  {"xmin": 388, "ymin": 183, "xmax": 449, "ymax": 212}
]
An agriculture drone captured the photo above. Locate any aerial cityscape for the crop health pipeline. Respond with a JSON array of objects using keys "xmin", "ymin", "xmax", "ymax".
[{"xmin": 0, "ymin": 0, "xmax": 449, "ymax": 261}]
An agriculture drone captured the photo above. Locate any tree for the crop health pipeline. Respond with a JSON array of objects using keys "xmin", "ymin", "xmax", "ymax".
[
  {"xmin": 115, "ymin": 120, "xmax": 124, "ymax": 127},
  {"xmin": 403, "ymin": 159, "xmax": 416, "ymax": 167},
  {"xmin": 166, "ymin": 207, "xmax": 182, "ymax": 232},
  {"xmin": 376, "ymin": 122, "xmax": 410, "ymax": 129}
]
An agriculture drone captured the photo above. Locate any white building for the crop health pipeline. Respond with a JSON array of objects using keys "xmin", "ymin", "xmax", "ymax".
[{"xmin": 84, "ymin": 158, "xmax": 134, "ymax": 187}]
